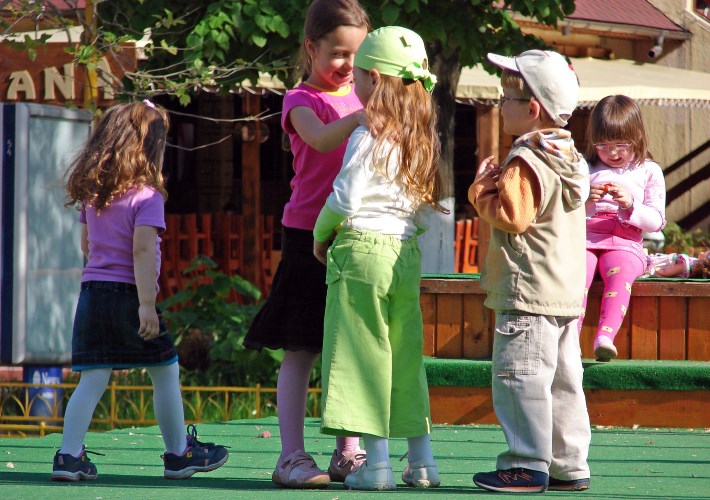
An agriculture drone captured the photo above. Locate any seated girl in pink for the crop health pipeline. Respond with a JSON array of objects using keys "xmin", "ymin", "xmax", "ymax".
[{"xmin": 580, "ymin": 95, "xmax": 666, "ymax": 361}]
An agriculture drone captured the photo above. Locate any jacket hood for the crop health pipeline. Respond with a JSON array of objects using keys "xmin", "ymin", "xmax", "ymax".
[{"xmin": 516, "ymin": 129, "xmax": 589, "ymax": 209}]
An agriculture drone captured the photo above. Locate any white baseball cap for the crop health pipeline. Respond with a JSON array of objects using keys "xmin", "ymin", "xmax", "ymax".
[{"xmin": 487, "ymin": 50, "xmax": 579, "ymax": 126}]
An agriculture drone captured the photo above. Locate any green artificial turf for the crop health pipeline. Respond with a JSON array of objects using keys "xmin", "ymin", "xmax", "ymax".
[
  {"xmin": 424, "ymin": 358, "xmax": 710, "ymax": 391},
  {"xmin": 1, "ymin": 418, "xmax": 708, "ymax": 499}
]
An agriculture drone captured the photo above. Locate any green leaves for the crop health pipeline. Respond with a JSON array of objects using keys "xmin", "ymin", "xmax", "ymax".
[
  {"xmin": 7, "ymin": 0, "xmax": 571, "ymax": 106},
  {"xmin": 158, "ymin": 255, "xmax": 272, "ymax": 386}
]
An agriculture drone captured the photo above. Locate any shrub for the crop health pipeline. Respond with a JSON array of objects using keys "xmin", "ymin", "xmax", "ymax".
[
  {"xmin": 662, "ymin": 222, "xmax": 710, "ymax": 256},
  {"xmin": 158, "ymin": 256, "xmax": 284, "ymax": 388}
]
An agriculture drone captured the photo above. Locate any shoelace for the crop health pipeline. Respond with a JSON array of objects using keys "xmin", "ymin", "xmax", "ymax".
[
  {"xmin": 84, "ymin": 449, "xmax": 105, "ymax": 457},
  {"xmin": 185, "ymin": 424, "xmax": 231, "ymax": 451}
]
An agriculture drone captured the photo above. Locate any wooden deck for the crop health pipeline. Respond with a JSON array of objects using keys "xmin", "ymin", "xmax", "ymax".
[
  {"xmin": 419, "ymin": 276, "xmax": 710, "ymax": 427},
  {"xmin": 420, "ymin": 276, "xmax": 710, "ymax": 361}
]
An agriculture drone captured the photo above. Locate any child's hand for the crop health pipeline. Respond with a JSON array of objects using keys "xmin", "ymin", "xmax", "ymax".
[
  {"xmin": 476, "ymin": 155, "xmax": 501, "ymax": 180},
  {"xmin": 588, "ymin": 183, "xmax": 606, "ymax": 202},
  {"xmin": 313, "ymin": 240, "xmax": 330, "ymax": 265},
  {"xmin": 138, "ymin": 304, "xmax": 160, "ymax": 340},
  {"xmin": 605, "ymin": 183, "xmax": 633, "ymax": 209}
]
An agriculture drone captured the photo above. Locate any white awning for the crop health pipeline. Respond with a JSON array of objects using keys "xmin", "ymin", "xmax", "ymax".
[{"xmin": 456, "ymin": 57, "xmax": 710, "ymax": 108}]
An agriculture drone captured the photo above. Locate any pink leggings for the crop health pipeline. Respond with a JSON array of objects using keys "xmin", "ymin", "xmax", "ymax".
[{"xmin": 580, "ymin": 249, "xmax": 645, "ymax": 342}]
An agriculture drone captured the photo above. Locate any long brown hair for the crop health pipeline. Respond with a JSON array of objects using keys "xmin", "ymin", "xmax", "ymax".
[
  {"xmin": 64, "ymin": 101, "xmax": 169, "ymax": 212},
  {"xmin": 585, "ymin": 95, "xmax": 651, "ymax": 166},
  {"xmin": 366, "ymin": 75, "xmax": 447, "ymax": 213},
  {"xmin": 296, "ymin": 0, "xmax": 370, "ymax": 81}
]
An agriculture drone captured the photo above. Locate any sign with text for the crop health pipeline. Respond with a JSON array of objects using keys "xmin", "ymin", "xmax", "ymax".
[{"xmin": 0, "ymin": 43, "xmax": 135, "ymax": 106}]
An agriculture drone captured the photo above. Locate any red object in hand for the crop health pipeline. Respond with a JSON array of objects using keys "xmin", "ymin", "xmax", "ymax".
[{"xmin": 603, "ymin": 184, "xmax": 614, "ymax": 193}]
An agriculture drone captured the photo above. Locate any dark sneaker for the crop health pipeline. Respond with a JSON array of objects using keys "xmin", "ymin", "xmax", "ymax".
[
  {"xmin": 473, "ymin": 467, "xmax": 548, "ymax": 493},
  {"xmin": 548, "ymin": 477, "xmax": 590, "ymax": 491},
  {"xmin": 51, "ymin": 446, "xmax": 101, "ymax": 482},
  {"xmin": 162, "ymin": 424, "xmax": 229, "ymax": 479}
]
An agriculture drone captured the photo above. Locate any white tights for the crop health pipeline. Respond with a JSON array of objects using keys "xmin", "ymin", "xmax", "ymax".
[{"xmin": 60, "ymin": 363, "xmax": 186, "ymax": 457}]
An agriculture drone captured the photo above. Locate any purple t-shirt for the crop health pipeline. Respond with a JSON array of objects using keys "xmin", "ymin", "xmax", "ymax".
[
  {"xmin": 79, "ymin": 186, "xmax": 165, "ymax": 289},
  {"xmin": 281, "ymin": 82, "xmax": 363, "ymax": 230}
]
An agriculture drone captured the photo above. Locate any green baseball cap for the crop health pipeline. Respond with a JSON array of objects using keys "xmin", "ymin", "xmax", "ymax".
[{"xmin": 354, "ymin": 26, "xmax": 437, "ymax": 92}]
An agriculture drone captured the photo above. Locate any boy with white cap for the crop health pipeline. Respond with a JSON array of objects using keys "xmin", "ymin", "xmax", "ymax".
[{"xmin": 468, "ymin": 49, "xmax": 591, "ymax": 494}]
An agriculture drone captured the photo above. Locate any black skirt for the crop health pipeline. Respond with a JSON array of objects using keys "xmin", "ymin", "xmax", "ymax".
[{"xmin": 243, "ymin": 226, "xmax": 327, "ymax": 353}]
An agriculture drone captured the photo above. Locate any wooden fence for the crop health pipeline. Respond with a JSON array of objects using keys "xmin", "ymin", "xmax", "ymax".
[{"xmin": 159, "ymin": 213, "xmax": 277, "ymax": 299}]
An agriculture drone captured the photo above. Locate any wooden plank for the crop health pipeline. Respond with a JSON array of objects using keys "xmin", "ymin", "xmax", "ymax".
[
  {"xmin": 630, "ymin": 296, "xmax": 658, "ymax": 360},
  {"xmin": 420, "ymin": 278, "xmax": 484, "ymax": 295},
  {"xmin": 424, "ymin": 278, "xmax": 710, "ymax": 297},
  {"xmin": 580, "ymin": 295, "xmax": 600, "ymax": 359},
  {"xmin": 659, "ymin": 297, "xmax": 687, "ymax": 360},
  {"xmin": 687, "ymin": 297, "xmax": 710, "ymax": 361},
  {"xmin": 420, "ymin": 293, "xmax": 437, "ymax": 357},
  {"xmin": 584, "ymin": 389, "xmax": 710, "ymax": 428},
  {"xmin": 462, "ymin": 294, "xmax": 491, "ymax": 358},
  {"xmin": 590, "ymin": 280, "xmax": 710, "ymax": 297},
  {"xmin": 429, "ymin": 387, "xmax": 710, "ymax": 428},
  {"xmin": 616, "ymin": 307, "xmax": 631, "ymax": 360},
  {"xmin": 428, "ymin": 386, "xmax": 497, "ymax": 425},
  {"xmin": 434, "ymin": 294, "xmax": 463, "ymax": 358}
]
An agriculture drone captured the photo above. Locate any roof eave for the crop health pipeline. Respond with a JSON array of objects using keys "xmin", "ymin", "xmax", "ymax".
[{"xmin": 561, "ymin": 19, "xmax": 691, "ymax": 40}]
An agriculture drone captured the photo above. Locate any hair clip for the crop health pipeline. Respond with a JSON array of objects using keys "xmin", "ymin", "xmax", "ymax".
[{"xmin": 143, "ymin": 99, "xmax": 156, "ymax": 109}]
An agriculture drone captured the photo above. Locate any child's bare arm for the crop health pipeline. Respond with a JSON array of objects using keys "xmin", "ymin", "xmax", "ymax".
[
  {"xmin": 290, "ymin": 106, "xmax": 365, "ymax": 152},
  {"xmin": 133, "ymin": 225, "xmax": 160, "ymax": 341}
]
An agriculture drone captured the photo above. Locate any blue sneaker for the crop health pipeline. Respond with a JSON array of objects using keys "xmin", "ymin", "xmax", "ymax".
[
  {"xmin": 473, "ymin": 467, "xmax": 548, "ymax": 493},
  {"xmin": 162, "ymin": 424, "xmax": 229, "ymax": 479},
  {"xmin": 548, "ymin": 477, "xmax": 590, "ymax": 491},
  {"xmin": 51, "ymin": 446, "xmax": 101, "ymax": 482}
]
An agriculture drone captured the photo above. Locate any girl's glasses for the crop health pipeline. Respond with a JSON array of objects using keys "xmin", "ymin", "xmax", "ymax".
[
  {"xmin": 498, "ymin": 95, "xmax": 531, "ymax": 107},
  {"xmin": 595, "ymin": 143, "xmax": 632, "ymax": 152}
]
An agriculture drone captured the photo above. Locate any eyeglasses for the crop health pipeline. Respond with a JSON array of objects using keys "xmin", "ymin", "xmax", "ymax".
[
  {"xmin": 498, "ymin": 95, "xmax": 531, "ymax": 107},
  {"xmin": 594, "ymin": 143, "xmax": 632, "ymax": 152}
]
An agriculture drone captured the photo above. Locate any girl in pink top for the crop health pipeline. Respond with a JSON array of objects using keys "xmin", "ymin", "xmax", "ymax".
[
  {"xmin": 580, "ymin": 95, "xmax": 666, "ymax": 361},
  {"xmin": 243, "ymin": 0, "xmax": 369, "ymax": 489}
]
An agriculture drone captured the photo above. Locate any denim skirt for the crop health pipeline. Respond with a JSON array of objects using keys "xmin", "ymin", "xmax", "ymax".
[{"xmin": 71, "ymin": 281, "xmax": 178, "ymax": 371}]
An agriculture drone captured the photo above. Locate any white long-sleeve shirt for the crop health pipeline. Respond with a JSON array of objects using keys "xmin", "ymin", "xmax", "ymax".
[
  {"xmin": 322, "ymin": 126, "xmax": 422, "ymax": 239},
  {"xmin": 586, "ymin": 159, "xmax": 666, "ymax": 233}
]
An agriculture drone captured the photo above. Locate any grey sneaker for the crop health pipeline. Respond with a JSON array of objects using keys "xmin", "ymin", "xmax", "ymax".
[
  {"xmin": 402, "ymin": 460, "xmax": 440, "ymax": 488},
  {"xmin": 327, "ymin": 448, "xmax": 366, "ymax": 482},
  {"xmin": 344, "ymin": 461, "xmax": 396, "ymax": 491}
]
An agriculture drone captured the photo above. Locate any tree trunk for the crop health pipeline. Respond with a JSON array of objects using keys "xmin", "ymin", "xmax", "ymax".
[{"xmin": 417, "ymin": 42, "xmax": 461, "ymax": 273}]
